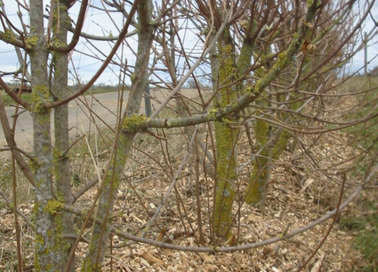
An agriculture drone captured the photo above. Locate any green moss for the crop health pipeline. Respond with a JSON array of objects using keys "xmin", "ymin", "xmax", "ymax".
[
  {"xmin": 130, "ymin": 73, "xmax": 137, "ymax": 83},
  {"xmin": 50, "ymin": 38, "xmax": 66, "ymax": 48},
  {"xmin": 275, "ymin": 51, "xmax": 289, "ymax": 70},
  {"xmin": 2, "ymin": 29, "xmax": 15, "ymax": 43},
  {"xmin": 254, "ymin": 79, "xmax": 263, "ymax": 93},
  {"xmin": 30, "ymin": 157, "xmax": 41, "ymax": 172},
  {"xmin": 47, "ymin": 228, "xmax": 53, "ymax": 237},
  {"xmin": 26, "ymin": 35, "xmax": 39, "ymax": 48},
  {"xmin": 245, "ymin": 164, "xmax": 267, "ymax": 205},
  {"xmin": 52, "ymin": 148, "xmax": 61, "ymax": 161},
  {"xmin": 34, "ymin": 232, "xmax": 52, "ymax": 271},
  {"xmin": 245, "ymin": 128, "xmax": 291, "ymax": 206},
  {"xmin": 213, "ymin": 121, "xmax": 237, "ymax": 238},
  {"xmin": 35, "ymin": 233, "xmax": 44, "ymax": 248},
  {"xmin": 220, "ymin": 116, "xmax": 237, "ymax": 126},
  {"xmin": 34, "ymin": 234, "xmax": 44, "ymax": 271},
  {"xmin": 122, "ymin": 114, "xmax": 148, "ymax": 132},
  {"xmin": 54, "ymin": 214, "xmax": 72, "ymax": 254},
  {"xmin": 32, "ymin": 85, "xmax": 51, "ymax": 100},
  {"xmin": 307, "ymin": 0, "xmax": 320, "ymax": 8},
  {"xmin": 220, "ymin": 45, "xmax": 235, "ymax": 72},
  {"xmin": 255, "ymin": 112, "xmax": 269, "ymax": 145},
  {"xmin": 245, "ymin": 115, "xmax": 270, "ymax": 206},
  {"xmin": 82, "ymin": 258, "xmax": 97, "ymax": 272},
  {"xmin": 212, "ymin": 27, "xmax": 239, "ymax": 239},
  {"xmin": 208, "ymin": 108, "xmax": 219, "ymax": 120},
  {"xmin": 237, "ymin": 41, "xmax": 253, "ymax": 75},
  {"xmin": 245, "ymin": 86, "xmax": 254, "ymax": 94},
  {"xmin": 44, "ymin": 200, "xmax": 64, "ymax": 215},
  {"xmin": 272, "ymin": 130, "xmax": 290, "ymax": 158},
  {"xmin": 254, "ymin": 50, "xmax": 291, "ymax": 93},
  {"xmin": 52, "ymin": 148, "xmax": 68, "ymax": 162},
  {"xmin": 30, "ymin": 85, "xmax": 52, "ymax": 114},
  {"xmin": 94, "ymin": 133, "xmax": 130, "ymax": 218}
]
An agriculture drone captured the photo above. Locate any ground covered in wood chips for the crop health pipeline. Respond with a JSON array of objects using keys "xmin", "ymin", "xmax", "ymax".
[
  {"xmin": 0, "ymin": 85, "xmax": 377, "ymax": 271},
  {"xmin": 1, "ymin": 128, "xmax": 375, "ymax": 271}
]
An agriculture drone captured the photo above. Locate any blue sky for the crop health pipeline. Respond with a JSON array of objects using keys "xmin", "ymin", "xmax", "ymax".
[{"xmin": 1, "ymin": 0, "xmax": 377, "ymax": 86}]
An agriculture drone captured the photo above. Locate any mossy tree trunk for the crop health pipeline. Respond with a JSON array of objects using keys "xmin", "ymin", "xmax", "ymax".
[
  {"xmin": 81, "ymin": 0, "xmax": 154, "ymax": 270},
  {"xmin": 210, "ymin": 12, "xmax": 266, "ymax": 240},
  {"xmin": 212, "ymin": 27, "xmax": 238, "ymax": 240},
  {"xmin": 244, "ymin": 38, "xmax": 275, "ymax": 207},
  {"xmin": 243, "ymin": 22, "xmax": 318, "ymax": 206},
  {"xmin": 244, "ymin": 126, "xmax": 291, "ymax": 206},
  {"xmin": 29, "ymin": 0, "xmax": 57, "ymax": 270},
  {"xmin": 81, "ymin": 133, "xmax": 133, "ymax": 271},
  {"xmin": 243, "ymin": 41, "xmax": 293, "ymax": 207},
  {"xmin": 51, "ymin": 1, "xmax": 75, "ymax": 271}
]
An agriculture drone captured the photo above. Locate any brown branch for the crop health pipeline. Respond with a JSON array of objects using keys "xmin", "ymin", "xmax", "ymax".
[
  {"xmin": 0, "ymin": 78, "xmax": 30, "ymax": 108},
  {"xmin": 0, "ymin": 92, "xmax": 34, "ymax": 187},
  {"xmin": 300, "ymin": 0, "xmax": 375, "ymax": 83},
  {"xmin": 112, "ymin": 164, "xmax": 376, "ymax": 252},
  {"xmin": 48, "ymin": 0, "xmax": 89, "ymax": 52},
  {"xmin": 0, "ymin": 11, "xmax": 25, "ymax": 48},
  {"xmin": 46, "ymin": 0, "xmax": 140, "ymax": 109},
  {"xmin": 0, "ymin": 189, "xmax": 34, "ymax": 229},
  {"xmin": 296, "ymin": 173, "xmax": 346, "ymax": 271},
  {"xmin": 58, "ymin": 160, "xmax": 378, "ymax": 254}
]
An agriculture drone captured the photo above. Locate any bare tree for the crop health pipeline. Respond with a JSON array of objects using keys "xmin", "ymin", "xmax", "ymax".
[{"xmin": 0, "ymin": 0, "xmax": 376, "ymax": 271}]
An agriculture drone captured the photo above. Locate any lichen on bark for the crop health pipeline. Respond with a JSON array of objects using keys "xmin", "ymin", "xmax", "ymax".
[
  {"xmin": 122, "ymin": 114, "xmax": 149, "ymax": 132},
  {"xmin": 82, "ymin": 0, "xmax": 155, "ymax": 270},
  {"xmin": 212, "ymin": 26, "xmax": 238, "ymax": 240}
]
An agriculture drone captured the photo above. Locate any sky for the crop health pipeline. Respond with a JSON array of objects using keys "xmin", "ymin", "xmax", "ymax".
[{"xmin": 0, "ymin": 0, "xmax": 377, "ymax": 86}]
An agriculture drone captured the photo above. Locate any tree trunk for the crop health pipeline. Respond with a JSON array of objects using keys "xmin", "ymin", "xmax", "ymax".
[
  {"xmin": 212, "ymin": 27, "xmax": 238, "ymax": 240},
  {"xmin": 243, "ymin": 37, "xmax": 296, "ymax": 206},
  {"xmin": 28, "ymin": 1, "xmax": 60, "ymax": 271},
  {"xmin": 81, "ymin": 133, "xmax": 133, "ymax": 271},
  {"xmin": 82, "ymin": 0, "xmax": 154, "ymax": 270},
  {"xmin": 244, "ymin": 127, "xmax": 290, "ymax": 206},
  {"xmin": 52, "ymin": 1, "xmax": 75, "ymax": 270}
]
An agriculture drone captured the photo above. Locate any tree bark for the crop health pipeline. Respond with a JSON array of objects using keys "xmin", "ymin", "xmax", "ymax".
[
  {"xmin": 212, "ymin": 27, "xmax": 238, "ymax": 240},
  {"xmin": 29, "ymin": 1, "xmax": 57, "ymax": 270},
  {"xmin": 52, "ymin": 1, "xmax": 75, "ymax": 270},
  {"xmin": 82, "ymin": 0, "xmax": 154, "ymax": 270}
]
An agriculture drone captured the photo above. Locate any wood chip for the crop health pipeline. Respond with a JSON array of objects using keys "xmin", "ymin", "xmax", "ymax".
[{"xmin": 140, "ymin": 250, "xmax": 165, "ymax": 266}]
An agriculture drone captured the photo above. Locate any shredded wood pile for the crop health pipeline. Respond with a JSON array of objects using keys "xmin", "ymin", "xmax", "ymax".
[
  {"xmin": 1, "ymin": 128, "xmax": 371, "ymax": 271},
  {"xmin": 1, "ymin": 85, "xmax": 376, "ymax": 271},
  {"xmin": 98, "ymin": 132, "xmax": 365, "ymax": 272}
]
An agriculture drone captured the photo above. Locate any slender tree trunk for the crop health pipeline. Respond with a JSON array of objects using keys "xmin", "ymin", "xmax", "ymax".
[
  {"xmin": 81, "ymin": 134, "xmax": 133, "ymax": 271},
  {"xmin": 82, "ymin": 1, "xmax": 154, "ymax": 270},
  {"xmin": 240, "ymin": 34, "xmax": 291, "ymax": 207},
  {"xmin": 243, "ymin": 41, "xmax": 295, "ymax": 206},
  {"xmin": 29, "ymin": 1, "xmax": 57, "ymax": 270},
  {"xmin": 52, "ymin": 2, "xmax": 75, "ymax": 270},
  {"xmin": 213, "ymin": 27, "xmax": 238, "ymax": 240},
  {"xmin": 244, "ymin": 126, "xmax": 291, "ymax": 206}
]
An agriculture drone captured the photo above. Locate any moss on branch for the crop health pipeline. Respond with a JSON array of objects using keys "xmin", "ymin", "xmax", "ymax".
[{"xmin": 122, "ymin": 114, "xmax": 149, "ymax": 132}]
